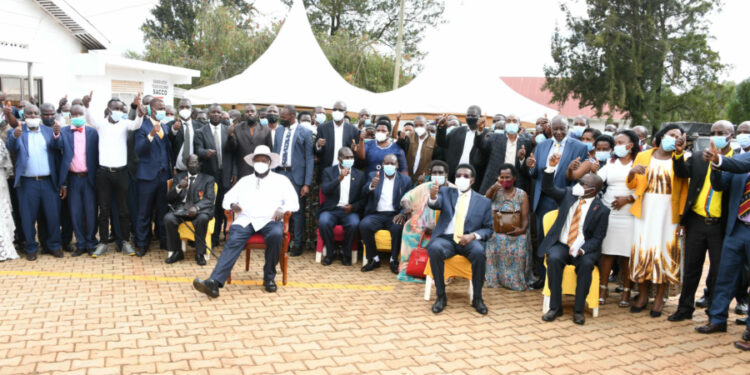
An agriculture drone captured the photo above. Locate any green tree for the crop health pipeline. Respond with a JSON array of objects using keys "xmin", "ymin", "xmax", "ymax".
[
  {"xmin": 544, "ymin": 0, "xmax": 725, "ymax": 129},
  {"xmin": 660, "ymin": 81, "xmax": 735, "ymax": 123},
  {"xmin": 727, "ymin": 78, "xmax": 750, "ymax": 124}
]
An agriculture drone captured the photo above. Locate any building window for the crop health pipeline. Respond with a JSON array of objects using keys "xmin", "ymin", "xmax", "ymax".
[
  {"xmin": 0, "ymin": 76, "xmax": 42, "ymax": 104},
  {"xmin": 111, "ymin": 80, "xmax": 144, "ymax": 106}
]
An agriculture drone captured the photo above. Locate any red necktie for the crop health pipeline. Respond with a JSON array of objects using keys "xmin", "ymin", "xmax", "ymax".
[{"xmin": 74, "ymin": 127, "xmax": 84, "ymax": 133}]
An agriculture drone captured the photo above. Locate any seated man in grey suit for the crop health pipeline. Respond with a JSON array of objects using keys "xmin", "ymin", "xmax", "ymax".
[{"xmin": 426, "ymin": 164, "xmax": 493, "ymax": 315}]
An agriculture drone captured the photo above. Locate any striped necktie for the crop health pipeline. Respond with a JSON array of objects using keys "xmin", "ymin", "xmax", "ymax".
[
  {"xmin": 739, "ymin": 174, "xmax": 750, "ymax": 220},
  {"xmin": 567, "ymin": 198, "xmax": 584, "ymax": 248}
]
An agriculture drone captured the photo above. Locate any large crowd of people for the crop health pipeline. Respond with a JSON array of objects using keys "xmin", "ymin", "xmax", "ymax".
[{"xmin": 1, "ymin": 91, "xmax": 750, "ymax": 350}]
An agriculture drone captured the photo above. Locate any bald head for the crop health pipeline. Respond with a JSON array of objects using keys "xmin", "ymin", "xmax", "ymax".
[{"xmin": 580, "ymin": 172, "xmax": 604, "ymax": 197}]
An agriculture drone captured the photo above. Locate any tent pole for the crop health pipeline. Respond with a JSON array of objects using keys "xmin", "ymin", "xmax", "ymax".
[{"xmin": 392, "ymin": 0, "xmax": 405, "ymax": 91}]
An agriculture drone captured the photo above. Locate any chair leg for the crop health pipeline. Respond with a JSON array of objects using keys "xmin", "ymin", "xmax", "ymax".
[
  {"xmin": 245, "ymin": 246, "xmax": 250, "ymax": 272},
  {"xmin": 424, "ymin": 276, "xmax": 432, "ymax": 301},
  {"xmin": 352, "ymin": 250, "xmax": 358, "ymax": 263},
  {"xmin": 468, "ymin": 281, "xmax": 474, "ymax": 304},
  {"xmin": 282, "ymin": 253, "xmax": 288, "ymax": 286},
  {"xmin": 543, "ymin": 295, "xmax": 550, "ymax": 313},
  {"xmin": 227, "ymin": 274, "xmax": 232, "ymax": 284},
  {"xmin": 592, "ymin": 308, "xmax": 599, "ymax": 318},
  {"xmin": 316, "ymin": 247, "xmax": 323, "ymax": 263}
]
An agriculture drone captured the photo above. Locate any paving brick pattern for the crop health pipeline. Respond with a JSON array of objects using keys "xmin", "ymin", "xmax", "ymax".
[{"xmin": 1, "ymin": 247, "xmax": 748, "ymax": 374}]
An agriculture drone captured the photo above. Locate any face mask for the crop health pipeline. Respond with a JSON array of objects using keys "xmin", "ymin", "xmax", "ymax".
[
  {"xmin": 535, "ymin": 134, "xmax": 546, "ymax": 144},
  {"xmin": 341, "ymin": 159, "xmax": 354, "ymax": 169},
  {"xmin": 500, "ymin": 180, "xmax": 514, "ymax": 189},
  {"xmin": 405, "ymin": 130, "xmax": 412, "ymax": 136},
  {"xmin": 375, "ymin": 132, "xmax": 388, "ymax": 142},
  {"xmin": 42, "ymin": 118, "xmax": 55, "ymax": 127},
  {"xmin": 711, "ymin": 135, "xmax": 729, "ymax": 149},
  {"xmin": 187, "ymin": 165, "xmax": 200, "ymax": 175},
  {"xmin": 737, "ymin": 133, "xmax": 750, "ymax": 149},
  {"xmin": 154, "ymin": 110, "xmax": 166, "ymax": 121},
  {"xmin": 446, "ymin": 127, "xmax": 455, "ymax": 135},
  {"xmin": 571, "ymin": 183, "xmax": 586, "ymax": 197},
  {"xmin": 279, "ymin": 118, "xmax": 291, "ymax": 127},
  {"xmin": 466, "ymin": 117, "xmax": 478, "ymax": 130},
  {"xmin": 571, "ymin": 126, "xmax": 585, "ymax": 137},
  {"xmin": 254, "ymin": 162, "xmax": 269, "ymax": 174},
  {"xmin": 365, "ymin": 138, "xmax": 374, "ymax": 143},
  {"xmin": 383, "ymin": 165, "xmax": 397, "ymax": 176},
  {"xmin": 505, "ymin": 123, "xmax": 519, "ymax": 134},
  {"xmin": 300, "ymin": 121, "xmax": 312, "ymax": 128},
  {"xmin": 25, "ymin": 118, "xmax": 41, "ymax": 128},
  {"xmin": 209, "ymin": 118, "xmax": 222, "ymax": 126},
  {"xmin": 164, "ymin": 116, "xmax": 175, "ymax": 124},
  {"xmin": 18, "ymin": 109, "xmax": 24, "ymax": 119},
  {"xmin": 455, "ymin": 177, "xmax": 472, "ymax": 192},
  {"xmin": 62, "ymin": 112, "xmax": 71, "ymax": 118},
  {"xmin": 595, "ymin": 151, "xmax": 611, "ymax": 161},
  {"xmin": 221, "ymin": 119, "xmax": 230, "ymax": 126},
  {"xmin": 661, "ymin": 135, "xmax": 676, "ymax": 152},
  {"xmin": 259, "ymin": 118, "xmax": 268, "ymax": 126},
  {"xmin": 110, "ymin": 110, "xmax": 124, "ymax": 123},
  {"xmin": 315, "ymin": 113, "xmax": 326, "ymax": 124},
  {"xmin": 71, "ymin": 117, "xmax": 86, "ymax": 127},
  {"xmin": 266, "ymin": 114, "xmax": 279, "ymax": 124},
  {"xmin": 332, "ymin": 110, "xmax": 345, "ymax": 122},
  {"xmin": 179, "ymin": 109, "xmax": 192, "ymax": 120},
  {"xmin": 583, "ymin": 141, "xmax": 594, "ymax": 152},
  {"xmin": 414, "ymin": 127, "xmax": 426, "ymax": 137},
  {"xmin": 603, "ymin": 131, "xmax": 615, "ymax": 137},
  {"xmin": 431, "ymin": 175, "xmax": 445, "ymax": 185},
  {"xmin": 494, "ymin": 129, "xmax": 505, "ymax": 135},
  {"xmin": 614, "ymin": 144, "xmax": 629, "ymax": 158}
]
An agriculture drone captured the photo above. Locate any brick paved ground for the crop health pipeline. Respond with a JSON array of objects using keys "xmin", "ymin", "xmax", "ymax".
[{"xmin": 1, "ymin": 245, "xmax": 748, "ymax": 375}]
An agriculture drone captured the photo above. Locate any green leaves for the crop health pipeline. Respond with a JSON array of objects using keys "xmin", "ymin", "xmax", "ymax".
[{"xmin": 727, "ymin": 79, "xmax": 750, "ymax": 125}]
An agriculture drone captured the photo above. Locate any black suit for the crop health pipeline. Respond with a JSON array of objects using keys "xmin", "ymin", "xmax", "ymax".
[
  {"xmin": 167, "ymin": 119, "xmax": 204, "ymax": 172},
  {"xmin": 227, "ymin": 121, "xmax": 273, "ymax": 178},
  {"xmin": 195, "ymin": 123, "xmax": 235, "ymax": 243},
  {"xmin": 315, "ymin": 121, "xmax": 360, "ymax": 169},
  {"xmin": 540, "ymin": 170, "xmax": 610, "ymax": 313},
  {"xmin": 478, "ymin": 133, "xmax": 532, "ymax": 194},
  {"xmin": 436, "ymin": 125, "xmax": 488, "ymax": 187},
  {"xmin": 318, "ymin": 165, "xmax": 366, "ymax": 260},
  {"xmin": 164, "ymin": 172, "xmax": 215, "ymax": 256},
  {"xmin": 359, "ymin": 172, "xmax": 412, "ymax": 261}
]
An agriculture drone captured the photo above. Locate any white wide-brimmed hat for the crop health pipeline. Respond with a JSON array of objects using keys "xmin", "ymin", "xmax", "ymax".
[{"xmin": 244, "ymin": 145, "xmax": 281, "ymax": 169}]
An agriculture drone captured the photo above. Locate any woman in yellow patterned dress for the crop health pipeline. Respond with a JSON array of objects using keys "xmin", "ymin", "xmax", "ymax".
[{"xmin": 626, "ymin": 124, "xmax": 688, "ymax": 317}]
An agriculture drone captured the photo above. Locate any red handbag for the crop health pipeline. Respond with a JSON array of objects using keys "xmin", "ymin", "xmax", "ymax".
[{"xmin": 406, "ymin": 233, "xmax": 429, "ymax": 278}]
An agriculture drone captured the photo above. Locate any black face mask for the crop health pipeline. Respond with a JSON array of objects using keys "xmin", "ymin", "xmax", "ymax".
[
  {"xmin": 266, "ymin": 114, "xmax": 279, "ymax": 124},
  {"xmin": 221, "ymin": 119, "xmax": 230, "ymax": 126},
  {"xmin": 466, "ymin": 117, "xmax": 478, "ymax": 130},
  {"xmin": 279, "ymin": 118, "xmax": 291, "ymax": 127},
  {"xmin": 187, "ymin": 165, "xmax": 200, "ymax": 175},
  {"xmin": 42, "ymin": 118, "xmax": 55, "ymax": 127},
  {"xmin": 245, "ymin": 115, "xmax": 257, "ymax": 125},
  {"xmin": 209, "ymin": 118, "xmax": 221, "ymax": 126}
]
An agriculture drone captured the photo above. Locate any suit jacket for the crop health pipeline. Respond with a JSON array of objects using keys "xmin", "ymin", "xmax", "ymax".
[
  {"xmin": 135, "ymin": 117, "xmax": 173, "ymax": 181},
  {"xmin": 362, "ymin": 171, "xmax": 412, "ymax": 215},
  {"xmin": 166, "ymin": 119, "xmax": 203, "ymax": 168},
  {"xmin": 167, "ymin": 172, "xmax": 216, "ymax": 217},
  {"xmin": 195, "ymin": 123, "xmax": 234, "ymax": 188},
  {"xmin": 315, "ymin": 121, "xmax": 360, "ymax": 168},
  {"xmin": 710, "ymin": 152, "xmax": 750, "ymax": 240},
  {"xmin": 427, "ymin": 186, "xmax": 493, "ymax": 243},
  {"xmin": 524, "ymin": 138, "xmax": 589, "ymax": 211},
  {"xmin": 405, "ymin": 132, "xmax": 435, "ymax": 184},
  {"xmin": 59, "ymin": 126, "xmax": 99, "ymax": 188},
  {"xmin": 273, "ymin": 124, "xmax": 314, "ymax": 187},
  {"xmin": 319, "ymin": 165, "xmax": 366, "ymax": 214},
  {"xmin": 6, "ymin": 125, "xmax": 61, "ymax": 188},
  {"xmin": 479, "ymin": 133, "xmax": 533, "ymax": 194},
  {"xmin": 674, "ymin": 151, "xmax": 732, "ymax": 233},
  {"xmin": 626, "ymin": 149, "xmax": 687, "ymax": 223},
  {"xmin": 435, "ymin": 125, "xmax": 488, "ymax": 180},
  {"xmin": 539, "ymin": 170, "xmax": 610, "ymax": 258},
  {"xmin": 227, "ymin": 121, "xmax": 273, "ymax": 178}
]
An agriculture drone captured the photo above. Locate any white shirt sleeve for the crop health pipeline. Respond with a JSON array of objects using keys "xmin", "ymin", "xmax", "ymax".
[
  {"xmin": 544, "ymin": 165, "xmax": 557, "ymax": 174},
  {"xmin": 222, "ymin": 181, "xmax": 240, "ymax": 211},
  {"xmin": 281, "ymin": 177, "xmax": 300, "ymax": 213},
  {"xmin": 84, "ymin": 108, "xmax": 103, "ymax": 130}
]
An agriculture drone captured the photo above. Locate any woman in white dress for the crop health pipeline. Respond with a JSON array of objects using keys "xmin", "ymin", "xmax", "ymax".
[
  {"xmin": 0, "ymin": 136, "xmax": 18, "ymax": 261},
  {"xmin": 596, "ymin": 131, "xmax": 639, "ymax": 306}
]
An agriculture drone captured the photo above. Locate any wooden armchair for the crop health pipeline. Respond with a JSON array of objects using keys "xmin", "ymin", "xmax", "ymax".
[{"xmin": 224, "ymin": 210, "xmax": 292, "ymax": 285}]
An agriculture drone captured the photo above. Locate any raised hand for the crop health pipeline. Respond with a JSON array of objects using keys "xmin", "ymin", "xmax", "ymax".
[
  {"xmin": 429, "ymin": 181, "xmax": 439, "ymax": 199},
  {"xmin": 549, "ymin": 153, "xmax": 562, "ymax": 167},
  {"xmin": 339, "ymin": 166, "xmax": 350, "ymax": 180},
  {"xmin": 517, "ymin": 145, "xmax": 526, "ymax": 160},
  {"xmin": 370, "ymin": 171, "xmax": 381, "ymax": 189},
  {"xmin": 172, "ymin": 116, "xmax": 182, "ymax": 132},
  {"xmin": 675, "ymin": 134, "xmax": 686, "ymax": 154},
  {"xmin": 703, "ymin": 139, "xmax": 719, "ymax": 163},
  {"xmin": 53, "ymin": 121, "xmax": 61, "ymax": 135},
  {"xmin": 350, "ymin": 139, "xmax": 357, "ymax": 152},
  {"xmin": 526, "ymin": 152, "xmax": 536, "ymax": 168},
  {"xmin": 82, "ymin": 91, "xmax": 93, "ymax": 108},
  {"xmin": 417, "ymin": 172, "xmax": 427, "ymax": 184},
  {"xmin": 13, "ymin": 124, "xmax": 21, "ymax": 138},
  {"xmin": 567, "ymin": 156, "xmax": 581, "ymax": 172},
  {"xmin": 178, "ymin": 176, "xmax": 189, "ymax": 189},
  {"xmin": 591, "ymin": 158, "xmax": 601, "ymax": 173},
  {"xmin": 149, "ymin": 122, "xmax": 159, "ymax": 137}
]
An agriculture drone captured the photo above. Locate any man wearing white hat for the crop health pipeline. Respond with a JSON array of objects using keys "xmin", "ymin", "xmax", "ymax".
[{"xmin": 193, "ymin": 145, "xmax": 299, "ymax": 297}]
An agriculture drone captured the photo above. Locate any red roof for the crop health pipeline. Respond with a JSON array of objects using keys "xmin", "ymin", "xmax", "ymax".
[{"xmin": 500, "ymin": 77, "xmax": 626, "ymax": 120}]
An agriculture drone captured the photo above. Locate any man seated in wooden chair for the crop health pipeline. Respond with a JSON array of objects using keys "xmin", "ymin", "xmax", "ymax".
[
  {"xmin": 540, "ymin": 153, "xmax": 609, "ymax": 325},
  {"xmin": 193, "ymin": 145, "xmax": 299, "ymax": 297},
  {"xmin": 164, "ymin": 154, "xmax": 215, "ymax": 265},
  {"xmin": 426, "ymin": 164, "xmax": 493, "ymax": 315}
]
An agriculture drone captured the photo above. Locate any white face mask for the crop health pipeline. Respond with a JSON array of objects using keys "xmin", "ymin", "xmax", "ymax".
[
  {"xmin": 253, "ymin": 162, "xmax": 269, "ymax": 174},
  {"xmin": 25, "ymin": 118, "xmax": 41, "ymax": 128},
  {"xmin": 332, "ymin": 110, "xmax": 345, "ymax": 122},
  {"xmin": 375, "ymin": 132, "xmax": 388, "ymax": 142},
  {"xmin": 110, "ymin": 111, "xmax": 123, "ymax": 123},
  {"xmin": 414, "ymin": 126, "xmax": 426, "ymax": 137},
  {"xmin": 455, "ymin": 177, "xmax": 472, "ymax": 192},
  {"xmin": 179, "ymin": 109, "xmax": 191, "ymax": 120},
  {"xmin": 300, "ymin": 121, "xmax": 312, "ymax": 128},
  {"xmin": 571, "ymin": 183, "xmax": 586, "ymax": 197}
]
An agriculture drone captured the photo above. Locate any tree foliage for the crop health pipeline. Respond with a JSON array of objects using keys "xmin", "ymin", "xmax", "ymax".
[
  {"xmin": 544, "ymin": 0, "xmax": 725, "ymax": 129},
  {"xmin": 727, "ymin": 79, "xmax": 750, "ymax": 124},
  {"xmin": 660, "ymin": 82, "xmax": 734, "ymax": 123}
]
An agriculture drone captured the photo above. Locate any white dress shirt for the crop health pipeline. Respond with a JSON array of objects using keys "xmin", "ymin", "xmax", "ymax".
[
  {"xmin": 375, "ymin": 175, "xmax": 396, "ymax": 212},
  {"xmin": 558, "ymin": 196, "xmax": 592, "ymax": 245},
  {"xmin": 505, "ymin": 136, "xmax": 518, "ymax": 165},
  {"xmin": 85, "ymin": 109, "xmax": 141, "ymax": 168},
  {"xmin": 413, "ymin": 135, "xmax": 426, "ymax": 174},
  {"xmin": 337, "ymin": 166, "xmax": 351, "ymax": 207},
  {"xmin": 332, "ymin": 123, "xmax": 344, "ymax": 166},
  {"xmin": 459, "ymin": 129, "xmax": 476, "ymax": 165},
  {"xmin": 280, "ymin": 124, "xmax": 298, "ymax": 167},
  {"xmin": 223, "ymin": 172, "xmax": 300, "ymax": 230},
  {"xmin": 173, "ymin": 120, "xmax": 195, "ymax": 171}
]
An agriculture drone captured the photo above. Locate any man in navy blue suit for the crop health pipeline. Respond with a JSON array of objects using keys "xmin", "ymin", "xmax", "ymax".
[
  {"xmin": 539, "ymin": 153, "xmax": 609, "ymax": 325},
  {"xmin": 6, "ymin": 104, "xmax": 63, "ymax": 261},
  {"xmin": 58, "ymin": 105, "xmax": 99, "ymax": 257},
  {"xmin": 359, "ymin": 154, "xmax": 412, "ymax": 273},
  {"xmin": 315, "ymin": 101, "xmax": 359, "ymax": 169},
  {"xmin": 523, "ymin": 115, "xmax": 589, "ymax": 289},
  {"xmin": 318, "ymin": 147, "xmax": 366, "ymax": 266},
  {"xmin": 133, "ymin": 98, "xmax": 173, "ymax": 257},
  {"xmin": 426, "ymin": 163, "xmax": 493, "ymax": 315},
  {"xmin": 273, "ymin": 105, "xmax": 314, "ymax": 257}
]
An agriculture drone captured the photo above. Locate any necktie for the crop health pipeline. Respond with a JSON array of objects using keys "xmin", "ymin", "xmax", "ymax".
[
  {"xmin": 213, "ymin": 125, "xmax": 222, "ymax": 168},
  {"xmin": 155, "ymin": 124, "xmax": 163, "ymax": 139},
  {"xmin": 182, "ymin": 123, "xmax": 191, "ymax": 167},
  {"xmin": 282, "ymin": 128, "xmax": 292, "ymax": 167},
  {"xmin": 186, "ymin": 176, "xmax": 196, "ymax": 204},
  {"xmin": 567, "ymin": 198, "xmax": 584, "ymax": 248},
  {"xmin": 453, "ymin": 192, "xmax": 469, "ymax": 243},
  {"xmin": 74, "ymin": 126, "xmax": 83, "ymax": 133},
  {"xmin": 739, "ymin": 174, "xmax": 750, "ymax": 220}
]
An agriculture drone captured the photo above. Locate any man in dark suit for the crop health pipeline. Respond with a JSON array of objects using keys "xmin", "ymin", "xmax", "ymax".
[
  {"xmin": 426, "ymin": 163, "xmax": 493, "ymax": 315},
  {"xmin": 58, "ymin": 104, "xmax": 99, "ymax": 257},
  {"xmin": 316, "ymin": 101, "xmax": 359, "ymax": 170},
  {"xmin": 163, "ymin": 154, "xmax": 215, "ymax": 266},
  {"xmin": 167, "ymin": 98, "xmax": 203, "ymax": 175},
  {"xmin": 405, "ymin": 116, "xmax": 436, "ymax": 184},
  {"xmin": 670, "ymin": 120, "xmax": 735, "ymax": 321},
  {"xmin": 435, "ymin": 106, "xmax": 488, "ymax": 187},
  {"xmin": 273, "ymin": 105, "xmax": 314, "ymax": 257},
  {"xmin": 6, "ymin": 104, "xmax": 63, "ymax": 260},
  {"xmin": 133, "ymin": 98, "xmax": 173, "ymax": 256},
  {"xmin": 196, "ymin": 103, "xmax": 235, "ymax": 246},
  {"xmin": 695, "ymin": 147, "xmax": 750, "ymax": 350},
  {"xmin": 227, "ymin": 104, "xmax": 272, "ymax": 179},
  {"xmin": 539, "ymin": 153, "xmax": 609, "ymax": 325},
  {"xmin": 318, "ymin": 147, "xmax": 366, "ymax": 266},
  {"xmin": 359, "ymin": 154, "xmax": 412, "ymax": 273},
  {"xmin": 479, "ymin": 114, "xmax": 533, "ymax": 194}
]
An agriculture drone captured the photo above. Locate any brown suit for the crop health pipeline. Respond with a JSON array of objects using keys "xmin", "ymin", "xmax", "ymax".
[{"xmin": 406, "ymin": 132, "xmax": 435, "ymax": 184}]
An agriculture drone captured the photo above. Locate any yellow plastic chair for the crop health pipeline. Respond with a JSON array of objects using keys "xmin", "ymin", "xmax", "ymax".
[
  {"xmin": 423, "ymin": 255, "xmax": 473, "ymax": 303},
  {"xmin": 167, "ymin": 180, "xmax": 218, "ymax": 261},
  {"xmin": 362, "ymin": 230, "xmax": 396, "ymax": 266},
  {"xmin": 541, "ymin": 210, "xmax": 599, "ymax": 317}
]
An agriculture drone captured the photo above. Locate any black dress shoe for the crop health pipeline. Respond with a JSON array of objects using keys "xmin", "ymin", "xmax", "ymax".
[
  {"xmin": 542, "ymin": 309, "xmax": 562, "ymax": 322},
  {"xmin": 165, "ymin": 251, "xmax": 184, "ymax": 264},
  {"xmin": 136, "ymin": 247, "xmax": 148, "ymax": 257},
  {"xmin": 573, "ymin": 312, "xmax": 586, "ymax": 325},
  {"xmin": 63, "ymin": 244, "xmax": 73, "ymax": 252},
  {"xmin": 650, "ymin": 310, "xmax": 662, "ymax": 318},
  {"xmin": 736, "ymin": 317, "xmax": 747, "ymax": 325},
  {"xmin": 322, "ymin": 256, "xmax": 334, "ymax": 266},
  {"xmin": 26, "ymin": 252, "xmax": 37, "ymax": 261},
  {"xmin": 472, "ymin": 298, "xmax": 488, "ymax": 315},
  {"xmin": 695, "ymin": 322, "xmax": 727, "ymax": 334},
  {"xmin": 743, "ymin": 329, "xmax": 750, "ymax": 342},
  {"xmin": 341, "ymin": 257, "xmax": 352, "ymax": 266},
  {"xmin": 193, "ymin": 278, "xmax": 219, "ymax": 298},
  {"xmin": 263, "ymin": 279, "xmax": 277, "ymax": 293},
  {"xmin": 734, "ymin": 302, "xmax": 748, "ymax": 315},
  {"xmin": 71, "ymin": 247, "xmax": 88, "ymax": 257},
  {"xmin": 361, "ymin": 259, "xmax": 381, "ymax": 272},
  {"xmin": 734, "ymin": 341, "xmax": 750, "ymax": 351},
  {"xmin": 668, "ymin": 310, "xmax": 693, "ymax": 322},
  {"xmin": 50, "ymin": 249, "xmax": 64, "ymax": 258},
  {"xmin": 529, "ymin": 279, "xmax": 544, "ymax": 290},
  {"xmin": 289, "ymin": 249, "xmax": 303, "ymax": 257},
  {"xmin": 695, "ymin": 296, "xmax": 708, "ymax": 308},
  {"xmin": 630, "ymin": 302, "xmax": 647, "ymax": 313},
  {"xmin": 432, "ymin": 295, "xmax": 447, "ymax": 314},
  {"xmin": 195, "ymin": 254, "xmax": 206, "ymax": 266},
  {"xmin": 390, "ymin": 260, "xmax": 399, "ymax": 274}
]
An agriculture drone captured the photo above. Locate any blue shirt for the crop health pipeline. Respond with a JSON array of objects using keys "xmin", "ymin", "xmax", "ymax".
[
  {"xmin": 23, "ymin": 129, "xmax": 51, "ymax": 177},
  {"xmin": 364, "ymin": 140, "xmax": 408, "ymax": 176}
]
